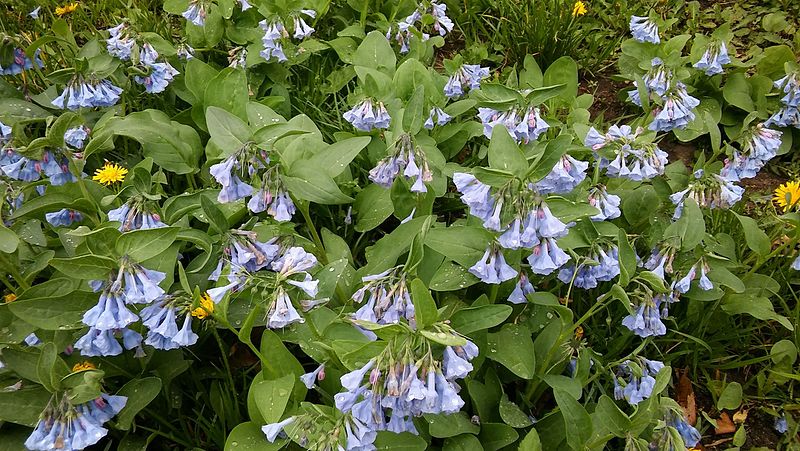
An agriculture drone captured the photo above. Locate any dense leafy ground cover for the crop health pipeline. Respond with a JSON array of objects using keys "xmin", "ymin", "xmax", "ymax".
[{"xmin": 0, "ymin": 0, "xmax": 799, "ymax": 450}]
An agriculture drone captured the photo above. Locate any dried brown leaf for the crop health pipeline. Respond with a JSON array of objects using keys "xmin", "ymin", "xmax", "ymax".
[{"xmin": 714, "ymin": 412, "xmax": 736, "ymax": 435}]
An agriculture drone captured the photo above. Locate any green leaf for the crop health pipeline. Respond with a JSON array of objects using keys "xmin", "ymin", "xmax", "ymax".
[
  {"xmin": 309, "ymin": 136, "xmax": 371, "ymax": 178},
  {"xmin": 116, "ymin": 377, "xmax": 163, "ymax": 430},
  {"xmin": 663, "ymin": 198, "xmax": 704, "ymax": 250},
  {"xmin": 353, "ymin": 31, "xmax": 396, "ymax": 74},
  {"xmin": 450, "ymin": 305, "xmax": 512, "ymax": 335},
  {"xmin": 9, "ymin": 279, "xmax": 96, "ymax": 330},
  {"xmin": 722, "ymin": 293, "xmax": 793, "ymax": 330},
  {"xmin": 499, "ymin": 393, "xmax": 533, "ymax": 428},
  {"xmin": 282, "ymin": 161, "xmax": 353, "ymax": 204},
  {"xmin": 259, "ymin": 330, "xmax": 306, "ymax": 400},
  {"xmin": 425, "ymin": 226, "xmax": 492, "ymax": 268},
  {"xmin": 429, "ymin": 261, "xmax": 479, "ymax": 291},
  {"xmin": 410, "ymin": 278, "xmax": 439, "ymax": 329},
  {"xmin": 478, "ymin": 423, "xmax": 519, "ymax": 451},
  {"xmin": 553, "ymin": 389, "xmax": 592, "ymax": 451},
  {"xmin": 0, "ymin": 385, "xmax": 52, "ymax": 426},
  {"xmin": 37, "ymin": 342, "xmax": 69, "ymax": 392},
  {"xmin": 542, "ymin": 57, "xmax": 578, "ymax": 105},
  {"xmin": 0, "ymin": 98, "xmax": 50, "ymax": 123},
  {"xmin": 733, "ymin": 212, "xmax": 770, "ymax": 256},
  {"xmin": 717, "ymin": 381, "xmax": 743, "ymax": 410},
  {"xmin": 488, "ymin": 126, "xmax": 527, "ymax": 178},
  {"xmin": 204, "ymin": 67, "xmax": 249, "ymax": 120},
  {"xmin": 252, "ymin": 374, "xmax": 294, "ymax": 423},
  {"xmin": 116, "ymin": 227, "xmax": 180, "ymax": 262},
  {"xmin": 403, "ymin": 85, "xmax": 426, "ymax": 134},
  {"xmin": 443, "ymin": 434, "xmax": 484, "ymax": 451},
  {"xmin": 486, "ymin": 324, "xmax": 535, "ymax": 379},
  {"xmin": 225, "ymin": 421, "xmax": 285, "ymax": 451},
  {"xmin": 0, "ymin": 224, "xmax": 19, "ymax": 253},
  {"xmin": 617, "ymin": 229, "xmax": 636, "ymax": 288},
  {"xmin": 519, "ymin": 429, "xmax": 542, "ymax": 451},
  {"xmin": 373, "ymin": 431, "xmax": 428, "ymax": 450},
  {"xmin": 49, "ymin": 254, "xmax": 116, "ymax": 280},
  {"xmin": 722, "ymin": 73, "xmax": 755, "ymax": 112},
  {"xmin": 206, "ymin": 106, "xmax": 251, "ymax": 154},
  {"xmin": 420, "ymin": 329, "xmax": 467, "ymax": 346},
  {"xmin": 425, "ymin": 412, "xmax": 480, "ymax": 438},
  {"xmin": 200, "ymin": 195, "xmax": 230, "ymax": 234},
  {"xmin": 592, "ymin": 395, "xmax": 631, "ymax": 438},
  {"xmin": 354, "ymin": 183, "xmax": 394, "ymax": 232}
]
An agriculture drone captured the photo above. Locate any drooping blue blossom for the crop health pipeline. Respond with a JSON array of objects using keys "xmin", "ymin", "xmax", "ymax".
[
  {"xmin": 351, "ymin": 268, "xmax": 415, "ymax": 327},
  {"xmin": 64, "ymin": 125, "xmax": 90, "ymax": 149},
  {"xmin": 588, "ymin": 185, "xmax": 621, "ymax": 221},
  {"xmin": 176, "ymin": 43, "xmax": 195, "ymax": 60},
  {"xmin": 621, "ymin": 296, "xmax": 667, "ymax": 337},
  {"xmin": 369, "ymin": 134, "xmax": 432, "ymax": 192},
  {"xmin": 558, "ymin": 246, "xmax": 620, "ymax": 289},
  {"xmin": 629, "ymin": 16, "xmax": 660, "ymax": 44},
  {"xmin": 587, "ymin": 124, "xmax": 668, "ymax": 181},
  {"xmin": 791, "ymin": 256, "xmax": 800, "ymax": 271},
  {"xmin": 344, "ymin": 98, "xmax": 391, "ymax": 132},
  {"xmin": 670, "ymin": 171, "xmax": 744, "ymax": 217},
  {"xmin": 134, "ymin": 44, "xmax": 179, "ymax": 94},
  {"xmin": 259, "ymin": 20, "xmax": 288, "ymax": 62},
  {"xmin": 694, "ymin": 41, "xmax": 731, "ymax": 76},
  {"xmin": 108, "ymin": 200, "xmax": 168, "ymax": 231},
  {"xmin": 774, "ymin": 71, "xmax": 800, "ymax": 108},
  {"xmin": 431, "ymin": 2, "xmax": 454, "ymax": 36},
  {"xmin": 508, "ymin": 271, "xmax": 535, "ymax": 304},
  {"xmin": 106, "ymin": 23, "xmax": 135, "ymax": 61},
  {"xmin": 0, "ymin": 48, "xmax": 43, "ymax": 75},
  {"xmin": 628, "ymin": 58, "xmax": 673, "ymax": 106},
  {"xmin": 643, "ymin": 246, "xmax": 673, "ymax": 280},
  {"xmin": 268, "ymin": 287, "xmax": 305, "ymax": 329},
  {"xmin": 300, "ymin": 364, "xmax": 325, "ymax": 389},
  {"xmin": 182, "ymin": 1, "xmax": 207, "ymax": 26},
  {"xmin": 210, "ymin": 155, "xmax": 255, "ymax": 203},
  {"xmin": 452, "ymin": 172, "xmax": 495, "ymax": 223},
  {"xmin": 74, "ymin": 327, "xmax": 139, "ymax": 356},
  {"xmin": 534, "ymin": 154, "xmax": 589, "ymax": 194},
  {"xmin": 470, "ymin": 247, "xmax": 518, "ymax": 284},
  {"xmin": 222, "ymin": 231, "xmax": 280, "ymax": 274},
  {"xmin": 239, "ymin": 0, "xmax": 252, "ymax": 10},
  {"xmin": 263, "ymin": 417, "xmax": 296, "ymax": 443},
  {"xmin": 52, "ymin": 77, "xmax": 123, "ymax": 110},
  {"xmin": 45, "ymin": 209, "xmax": 82, "ymax": 227},
  {"xmin": 29, "ymin": 7, "xmax": 41, "ymax": 19},
  {"xmin": 292, "ymin": 11, "xmax": 316, "ymax": 39},
  {"xmin": 424, "ymin": 107, "xmax": 452, "ymax": 129},
  {"xmin": 775, "ymin": 414, "xmax": 789, "ymax": 434},
  {"xmin": 0, "ymin": 120, "xmax": 11, "ymax": 144},
  {"xmin": 721, "ymin": 124, "xmax": 782, "ymax": 180},
  {"xmin": 477, "ymin": 106, "xmax": 549, "ymax": 143},
  {"xmin": 666, "ymin": 411, "xmax": 702, "ymax": 447},
  {"xmin": 272, "ymin": 246, "xmax": 318, "ymax": 277},
  {"xmin": 444, "ymin": 64, "xmax": 490, "ymax": 98},
  {"xmin": 613, "ymin": 358, "xmax": 664, "ymax": 406},
  {"xmin": 766, "ymin": 106, "xmax": 800, "ymax": 128},
  {"xmin": 527, "ymin": 238, "xmax": 571, "ymax": 275},
  {"xmin": 649, "ymin": 83, "xmax": 701, "ymax": 131},
  {"xmin": 24, "ymin": 333, "xmax": 41, "ymax": 346}
]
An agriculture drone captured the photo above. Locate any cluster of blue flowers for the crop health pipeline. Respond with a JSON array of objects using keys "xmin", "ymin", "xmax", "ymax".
[
  {"xmin": 0, "ymin": 149, "xmax": 76, "ymax": 185},
  {"xmin": 693, "ymin": 41, "xmax": 731, "ymax": 75},
  {"xmin": 477, "ymin": 105, "xmax": 549, "ymax": 143},
  {"xmin": 535, "ymin": 154, "xmax": 588, "ymax": 194},
  {"xmin": 258, "ymin": 10, "xmax": 316, "ymax": 62},
  {"xmin": 108, "ymin": 199, "xmax": 168, "ymax": 231},
  {"xmin": 670, "ymin": 169, "xmax": 744, "ymax": 218},
  {"xmin": 625, "ymin": 56, "xmax": 701, "ymax": 132},
  {"xmin": 424, "ymin": 106, "xmax": 452, "ymax": 129},
  {"xmin": 26, "ymin": 394, "xmax": 127, "ymax": 451},
  {"xmin": 387, "ymin": 2, "xmax": 454, "ymax": 53},
  {"xmin": 767, "ymin": 70, "xmax": 800, "ymax": 129},
  {"xmin": 585, "ymin": 124, "xmax": 669, "ymax": 181},
  {"xmin": 0, "ymin": 48, "xmax": 43, "ymax": 75},
  {"xmin": 182, "ymin": 0, "xmax": 207, "ymax": 26},
  {"xmin": 210, "ymin": 149, "xmax": 296, "ymax": 221},
  {"xmin": 557, "ymin": 245, "xmax": 620, "ymax": 289},
  {"xmin": 721, "ymin": 124, "xmax": 783, "ymax": 180},
  {"xmin": 52, "ymin": 76, "xmax": 123, "ymax": 110},
  {"xmin": 628, "ymin": 58, "xmax": 672, "ymax": 106},
  {"xmin": 139, "ymin": 297, "xmax": 199, "ymax": 350},
  {"xmin": 369, "ymin": 134, "xmax": 432, "ymax": 193},
  {"xmin": 351, "ymin": 268, "xmax": 416, "ymax": 329},
  {"xmin": 621, "ymin": 289, "xmax": 675, "ymax": 338},
  {"xmin": 45, "ymin": 208, "xmax": 83, "ymax": 227},
  {"xmin": 343, "ymin": 98, "xmax": 392, "ymax": 132},
  {"xmin": 443, "ymin": 64, "xmax": 490, "ymax": 99},
  {"xmin": 674, "ymin": 260, "xmax": 713, "ymax": 293},
  {"xmin": 587, "ymin": 185, "xmax": 621, "ymax": 221},
  {"xmin": 629, "ymin": 16, "xmax": 660, "ymax": 44},
  {"xmin": 134, "ymin": 44, "xmax": 179, "ymax": 94},
  {"xmin": 106, "ymin": 23, "xmax": 135, "ymax": 60},
  {"xmin": 613, "ymin": 357, "xmax": 664, "ymax": 405},
  {"xmin": 64, "ymin": 125, "xmax": 90, "ymax": 149}
]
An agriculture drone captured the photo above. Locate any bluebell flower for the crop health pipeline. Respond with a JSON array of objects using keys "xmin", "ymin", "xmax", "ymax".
[
  {"xmin": 444, "ymin": 64, "xmax": 490, "ymax": 98},
  {"xmin": 108, "ymin": 200, "xmax": 167, "ymax": 231},
  {"xmin": 292, "ymin": 13, "xmax": 315, "ymax": 39},
  {"xmin": 24, "ymin": 333, "xmax": 41, "ymax": 346},
  {"xmin": 478, "ymin": 107, "xmax": 548, "ymax": 143},
  {"xmin": 0, "ymin": 48, "xmax": 43, "ymax": 75},
  {"xmin": 29, "ymin": 7, "xmax": 41, "ymax": 19},
  {"xmin": 134, "ymin": 45, "xmax": 179, "ymax": 94},
  {"xmin": 629, "ymin": 16, "xmax": 660, "ymax": 44},
  {"xmin": 470, "ymin": 247, "xmax": 518, "ymax": 284},
  {"xmin": 535, "ymin": 155, "xmax": 588, "ymax": 194},
  {"xmin": 515, "ymin": 106, "xmax": 550, "ymax": 143},
  {"xmin": 225, "ymin": 231, "xmax": 280, "ymax": 273},
  {"xmin": 452, "ymin": 172, "xmax": 495, "ymax": 223},
  {"xmin": 792, "ymin": 255, "xmax": 800, "ymax": 271},
  {"xmin": 644, "ymin": 247, "xmax": 672, "ymax": 280},
  {"xmin": 424, "ymin": 107, "xmax": 452, "ymax": 129},
  {"xmin": 268, "ymin": 287, "xmax": 305, "ymax": 329},
  {"xmin": 82, "ymin": 286, "xmax": 139, "ymax": 332},
  {"xmin": 613, "ymin": 358, "xmax": 663, "ymax": 405},
  {"xmin": 74, "ymin": 327, "xmax": 124, "ymax": 356},
  {"xmin": 558, "ymin": 246, "xmax": 620, "ymax": 289},
  {"xmin": 724, "ymin": 124, "xmax": 782, "ymax": 180},
  {"xmin": 508, "ymin": 271, "xmax": 535, "ymax": 304},
  {"xmin": 52, "ymin": 78, "xmax": 123, "ymax": 110},
  {"xmin": 182, "ymin": 1, "xmax": 206, "ymax": 26},
  {"xmin": 272, "ymin": 246, "xmax": 318, "ymax": 277},
  {"xmin": 775, "ymin": 414, "xmax": 789, "ymax": 434},
  {"xmin": 176, "ymin": 43, "xmax": 195, "ymax": 60},
  {"xmin": 259, "ymin": 20, "xmax": 288, "ymax": 62},
  {"xmin": 650, "ymin": 83, "xmax": 701, "ymax": 131},
  {"xmin": 239, "ymin": 0, "xmax": 252, "ymax": 10},
  {"xmin": 64, "ymin": 125, "xmax": 90, "ymax": 149},
  {"xmin": 263, "ymin": 417, "xmax": 296, "ymax": 442},
  {"xmin": 116, "ymin": 263, "xmax": 166, "ymax": 305},
  {"xmin": 443, "ymin": 346, "xmax": 473, "ymax": 379},
  {"xmin": 431, "ymin": 2, "xmax": 454, "ymax": 36},
  {"xmin": 26, "ymin": 393, "xmax": 126, "ymax": 451},
  {"xmin": 766, "ymin": 106, "xmax": 800, "ymax": 128},
  {"xmin": 45, "ymin": 209, "xmax": 82, "ymax": 227},
  {"xmin": 210, "ymin": 156, "xmax": 254, "ymax": 203},
  {"xmin": 106, "ymin": 23, "xmax": 134, "ymax": 60},
  {"xmin": 0, "ymin": 120, "xmax": 11, "ymax": 144},
  {"xmin": 344, "ymin": 98, "xmax": 391, "ymax": 131},
  {"xmin": 351, "ymin": 267, "xmax": 416, "ymax": 326},
  {"xmin": 588, "ymin": 185, "xmax": 621, "ymax": 221},
  {"xmin": 698, "ymin": 264, "xmax": 713, "ymax": 290},
  {"xmin": 300, "ymin": 364, "xmax": 325, "ymax": 389},
  {"xmin": 527, "ymin": 238, "xmax": 570, "ymax": 275},
  {"xmin": 674, "ymin": 265, "xmax": 697, "ymax": 293},
  {"xmin": 369, "ymin": 135, "xmax": 432, "ymax": 192},
  {"xmin": 694, "ymin": 41, "xmax": 731, "ymax": 75},
  {"xmin": 621, "ymin": 297, "xmax": 667, "ymax": 337},
  {"xmin": 667, "ymin": 412, "xmax": 701, "ymax": 447},
  {"xmin": 774, "ymin": 71, "xmax": 800, "ymax": 107},
  {"xmin": 531, "ymin": 203, "xmax": 569, "ymax": 239}
]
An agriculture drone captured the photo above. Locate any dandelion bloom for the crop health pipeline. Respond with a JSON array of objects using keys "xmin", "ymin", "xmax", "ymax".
[
  {"xmin": 774, "ymin": 180, "xmax": 800, "ymax": 212},
  {"xmin": 93, "ymin": 162, "xmax": 128, "ymax": 185},
  {"xmin": 55, "ymin": 2, "xmax": 79, "ymax": 16},
  {"xmin": 72, "ymin": 361, "xmax": 96, "ymax": 372},
  {"xmin": 191, "ymin": 293, "xmax": 215, "ymax": 319},
  {"xmin": 572, "ymin": 1, "xmax": 587, "ymax": 16}
]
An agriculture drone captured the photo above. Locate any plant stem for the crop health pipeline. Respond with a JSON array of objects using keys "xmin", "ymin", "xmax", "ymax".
[
  {"xmin": 0, "ymin": 252, "xmax": 30, "ymax": 290},
  {"xmin": 299, "ymin": 202, "xmax": 328, "ymax": 265},
  {"xmin": 212, "ymin": 328, "xmax": 241, "ymax": 420}
]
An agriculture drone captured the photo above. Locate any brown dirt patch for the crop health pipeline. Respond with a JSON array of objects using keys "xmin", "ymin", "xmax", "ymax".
[{"xmin": 580, "ymin": 70, "xmax": 631, "ymax": 122}]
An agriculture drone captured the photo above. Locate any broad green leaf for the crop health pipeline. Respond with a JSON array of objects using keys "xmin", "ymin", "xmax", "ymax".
[
  {"xmin": 49, "ymin": 254, "xmax": 116, "ymax": 280},
  {"xmin": 373, "ymin": 431, "xmax": 428, "ymax": 450},
  {"xmin": 252, "ymin": 374, "xmax": 294, "ymax": 423},
  {"xmin": 206, "ymin": 105, "xmax": 251, "ymax": 154},
  {"xmin": 410, "ymin": 278, "xmax": 439, "ymax": 329},
  {"xmin": 542, "ymin": 57, "xmax": 578, "ymax": 104},
  {"xmin": 310, "ymin": 136, "xmax": 371, "ymax": 178},
  {"xmin": 353, "ymin": 31, "xmax": 396, "ymax": 74},
  {"xmin": 519, "ymin": 429, "xmax": 542, "ymax": 451},
  {"xmin": 225, "ymin": 421, "xmax": 285, "ymax": 451},
  {"xmin": 663, "ymin": 198, "xmax": 704, "ymax": 250},
  {"xmin": 425, "ymin": 412, "xmax": 480, "ymax": 438},
  {"xmin": 733, "ymin": 212, "xmax": 770, "ymax": 256},
  {"xmin": 499, "ymin": 393, "xmax": 533, "ymax": 428},
  {"xmin": 282, "ymin": 161, "xmax": 353, "ymax": 204},
  {"xmin": 0, "ymin": 386, "xmax": 52, "ymax": 426},
  {"xmin": 722, "ymin": 293, "xmax": 793, "ymax": 330},
  {"xmin": 592, "ymin": 395, "xmax": 631, "ymax": 438},
  {"xmin": 486, "ymin": 324, "xmax": 535, "ymax": 379},
  {"xmin": 478, "ymin": 423, "xmax": 519, "ymax": 451},
  {"xmin": 488, "ymin": 126, "xmax": 527, "ymax": 178},
  {"xmin": 204, "ymin": 67, "xmax": 249, "ymax": 120},
  {"xmin": 442, "ymin": 434, "xmax": 484, "ymax": 451},
  {"xmin": 0, "ymin": 224, "xmax": 19, "ymax": 253},
  {"xmin": 450, "ymin": 305, "xmax": 512, "ymax": 334},
  {"xmin": 553, "ymin": 389, "xmax": 592, "ymax": 451},
  {"xmin": 717, "ymin": 381, "xmax": 743, "ymax": 410},
  {"xmin": 617, "ymin": 229, "xmax": 636, "ymax": 288},
  {"xmin": 9, "ymin": 279, "xmax": 95, "ymax": 330},
  {"xmin": 116, "ymin": 227, "xmax": 180, "ymax": 262},
  {"xmin": 37, "ymin": 342, "xmax": 69, "ymax": 392},
  {"xmin": 429, "ymin": 261, "xmax": 480, "ymax": 291},
  {"xmin": 116, "ymin": 377, "xmax": 163, "ymax": 430},
  {"xmin": 259, "ymin": 330, "xmax": 307, "ymax": 399},
  {"xmin": 425, "ymin": 226, "xmax": 492, "ymax": 268}
]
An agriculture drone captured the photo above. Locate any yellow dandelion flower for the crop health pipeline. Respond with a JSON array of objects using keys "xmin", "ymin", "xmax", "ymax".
[
  {"xmin": 3, "ymin": 293, "xmax": 17, "ymax": 303},
  {"xmin": 92, "ymin": 162, "xmax": 128, "ymax": 186},
  {"xmin": 191, "ymin": 293, "xmax": 215, "ymax": 320},
  {"xmin": 572, "ymin": 1, "xmax": 587, "ymax": 17},
  {"xmin": 72, "ymin": 361, "xmax": 96, "ymax": 372},
  {"xmin": 55, "ymin": 2, "xmax": 79, "ymax": 17},
  {"xmin": 773, "ymin": 180, "xmax": 800, "ymax": 212}
]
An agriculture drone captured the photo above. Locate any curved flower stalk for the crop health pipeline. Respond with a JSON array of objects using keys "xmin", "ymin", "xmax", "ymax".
[
  {"xmin": 52, "ymin": 75, "xmax": 123, "ymax": 110},
  {"xmin": 26, "ymin": 393, "xmax": 127, "ymax": 450},
  {"xmin": 108, "ymin": 198, "xmax": 167, "ymax": 231},
  {"xmin": 585, "ymin": 124, "xmax": 669, "ymax": 181},
  {"xmin": 343, "ymin": 98, "xmax": 391, "ymax": 132},
  {"xmin": 613, "ymin": 357, "xmax": 665, "ymax": 405},
  {"xmin": 209, "ymin": 144, "xmax": 296, "ymax": 221},
  {"xmin": 369, "ymin": 134, "xmax": 433, "ymax": 193},
  {"xmin": 557, "ymin": 244, "xmax": 621, "ymax": 289},
  {"xmin": 387, "ymin": 2, "xmax": 454, "ymax": 53},
  {"xmin": 477, "ymin": 105, "xmax": 549, "ymax": 143},
  {"xmin": 669, "ymin": 169, "xmax": 744, "ymax": 218}
]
